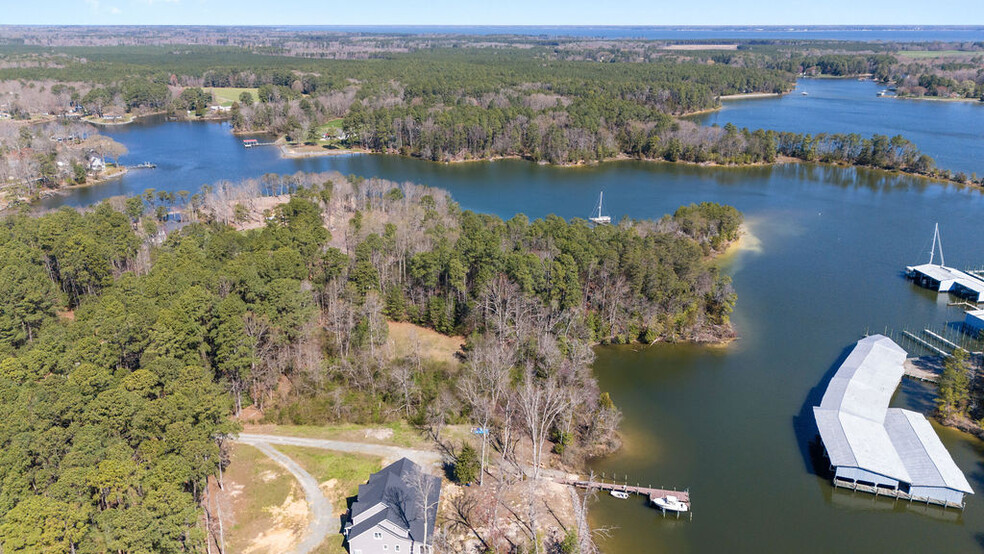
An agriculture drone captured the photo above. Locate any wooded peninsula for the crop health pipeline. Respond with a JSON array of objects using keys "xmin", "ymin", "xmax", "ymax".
[{"xmin": 0, "ymin": 171, "xmax": 740, "ymax": 550}]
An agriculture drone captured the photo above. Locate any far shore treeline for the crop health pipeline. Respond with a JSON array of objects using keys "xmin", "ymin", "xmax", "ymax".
[
  {"xmin": 0, "ymin": 171, "xmax": 740, "ymax": 550},
  {"xmin": 1, "ymin": 32, "xmax": 982, "ymax": 195}
]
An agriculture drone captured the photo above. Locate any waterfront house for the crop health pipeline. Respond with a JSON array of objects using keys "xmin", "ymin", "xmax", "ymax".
[
  {"xmin": 813, "ymin": 335, "xmax": 973, "ymax": 508},
  {"xmin": 344, "ymin": 458, "xmax": 441, "ymax": 554}
]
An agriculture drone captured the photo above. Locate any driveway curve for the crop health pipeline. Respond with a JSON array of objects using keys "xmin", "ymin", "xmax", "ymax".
[
  {"xmin": 238, "ymin": 433, "xmax": 442, "ymax": 467},
  {"xmin": 237, "ymin": 437, "xmax": 334, "ymax": 554}
]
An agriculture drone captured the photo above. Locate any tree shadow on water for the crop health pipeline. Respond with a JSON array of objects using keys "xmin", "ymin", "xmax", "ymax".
[{"xmin": 792, "ymin": 343, "xmax": 855, "ymax": 477}]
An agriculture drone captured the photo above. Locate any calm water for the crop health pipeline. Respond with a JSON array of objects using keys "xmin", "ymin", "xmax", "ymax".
[
  {"xmin": 40, "ymin": 81, "xmax": 984, "ymax": 553},
  {"xmin": 694, "ymin": 79, "xmax": 984, "ymax": 176},
  {"xmin": 301, "ymin": 25, "xmax": 984, "ymax": 42}
]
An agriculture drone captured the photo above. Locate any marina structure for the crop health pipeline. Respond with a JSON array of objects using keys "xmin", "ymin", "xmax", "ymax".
[
  {"xmin": 813, "ymin": 335, "xmax": 974, "ymax": 508},
  {"xmin": 905, "ymin": 223, "xmax": 984, "ymax": 303},
  {"xmin": 966, "ymin": 309, "xmax": 984, "ymax": 333}
]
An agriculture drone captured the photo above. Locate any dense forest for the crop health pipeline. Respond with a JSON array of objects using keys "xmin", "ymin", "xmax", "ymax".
[{"xmin": 0, "ymin": 171, "xmax": 740, "ymax": 550}]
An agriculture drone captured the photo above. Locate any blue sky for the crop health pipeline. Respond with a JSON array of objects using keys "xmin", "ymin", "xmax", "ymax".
[{"xmin": 9, "ymin": 0, "xmax": 984, "ymax": 26}]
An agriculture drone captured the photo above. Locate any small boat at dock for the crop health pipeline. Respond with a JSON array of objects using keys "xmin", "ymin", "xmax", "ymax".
[
  {"xmin": 610, "ymin": 490, "xmax": 630, "ymax": 499},
  {"xmin": 652, "ymin": 495, "xmax": 689, "ymax": 512}
]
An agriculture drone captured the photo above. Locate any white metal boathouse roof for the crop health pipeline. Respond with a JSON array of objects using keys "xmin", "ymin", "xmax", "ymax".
[{"xmin": 813, "ymin": 334, "xmax": 973, "ymax": 495}]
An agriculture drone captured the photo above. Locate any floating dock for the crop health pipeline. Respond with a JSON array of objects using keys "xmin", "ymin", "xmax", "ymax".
[
  {"xmin": 243, "ymin": 139, "xmax": 276, "ymax": 148},
  {"xmin": 559, "ymin": 478, "xmax": 691, "ymax": 517}
]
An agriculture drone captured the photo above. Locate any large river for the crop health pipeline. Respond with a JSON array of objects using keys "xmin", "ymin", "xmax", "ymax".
[{"xmin": 44, "ymin": 79, "xmax": 984, "ymax": 553}]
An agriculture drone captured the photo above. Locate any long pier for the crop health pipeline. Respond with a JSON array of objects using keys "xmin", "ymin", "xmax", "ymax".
[{"xmin": 560, "ymin": 478, "xmax": 691, "ymax": 517}]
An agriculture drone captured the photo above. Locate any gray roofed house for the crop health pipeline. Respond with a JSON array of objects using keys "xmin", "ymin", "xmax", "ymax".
[
  {"xmin": 813, "ymin": 335, "xmax": 974, "ymax": 508},
  {"xmin": 345, "ymin": 458, "xmax": 442, "ymax": 554}
]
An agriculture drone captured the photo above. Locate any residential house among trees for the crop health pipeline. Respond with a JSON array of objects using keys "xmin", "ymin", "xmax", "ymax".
[{"xmin": 345, "ymin": 458, "xmax": 442, "ymax": 554}]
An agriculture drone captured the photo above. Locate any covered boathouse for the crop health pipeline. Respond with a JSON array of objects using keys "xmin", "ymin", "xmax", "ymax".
[
  {"xmin": 813, "ymin": 335, "xmax": 974, "ymax": 508},
  {"xmin": 906, "ymin": 263, "xmax": 984, "ymax": 303}
]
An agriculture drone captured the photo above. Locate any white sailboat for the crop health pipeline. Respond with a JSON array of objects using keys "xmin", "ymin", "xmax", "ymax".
[{"xmin": 588, "ymin": 191, "xmax": 612, "ymax": 225}]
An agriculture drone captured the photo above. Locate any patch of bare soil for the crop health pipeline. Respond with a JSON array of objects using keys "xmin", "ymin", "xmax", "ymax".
[
  {"xmin": 233, "ymin": 195, "xmax": 291, "ymax": 231},
  {"xmin": 363, "ymin": 427, "xmax": 394, "ymax": 441},
  {"xmin": 244, "ymin": 485, "xmax": 311, "ymax": 554},
  {"xmin": 443, "ymin": 465, "xmax": 578, "ymax": 553},
  {"xmin": 236, "ymin": 405, "xmax": 264, "ymax": 423},
  {"xmin": 387, "ymin": 321, "xmax": 465, "ymax": 366}
]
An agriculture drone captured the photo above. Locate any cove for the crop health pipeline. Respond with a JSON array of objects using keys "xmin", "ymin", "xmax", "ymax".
[{"xmin": 36, "ymin": 92, "xmax": 984, "ymax": 553}]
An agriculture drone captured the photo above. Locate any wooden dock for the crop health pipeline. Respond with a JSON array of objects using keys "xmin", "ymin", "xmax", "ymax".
[
  {"xmin": 243, "ymin": 139, "xmax": 277, "ymax": 148},
  {"xmin": 559, "ymin": 478, "xmax": 691, "ymax": 515}
]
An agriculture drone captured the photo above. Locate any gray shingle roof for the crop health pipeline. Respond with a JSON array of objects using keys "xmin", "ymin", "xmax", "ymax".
[{"xmin": 349, "ymin": 457, "xmax": 442, "ymax": 543}]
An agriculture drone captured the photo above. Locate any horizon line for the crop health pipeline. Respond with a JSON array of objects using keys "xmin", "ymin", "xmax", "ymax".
[{"xmin": 2, "ymin": 24, "xmax": 984, "ymax": 28}]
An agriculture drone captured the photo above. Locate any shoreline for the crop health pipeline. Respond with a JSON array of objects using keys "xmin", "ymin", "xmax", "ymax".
[
  {"xmin": 720, "ymin": 91, "xmax": 785, "ymax": 101},
  {"xmin": 893, "ymin": 95, "xmax": 984, "ymax": 104},
  {"xmin": 278, "ymin": 141, "xmax": 368, "ymax": 159},
  {"xmin": 37, "ymin": 167, "xmax": 129, "ymax": 200},
  {"xmin": 114, "ymin": 106, "xmax": 979, "ymax": 189},
  {"xmin": 680, "ymin": 91, "xmax": 789, "ymax": 117}
]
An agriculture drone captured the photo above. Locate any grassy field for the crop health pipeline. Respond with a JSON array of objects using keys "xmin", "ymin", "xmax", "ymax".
[
  {"xmin": 314, "ymin": 118, "xmax": 345, "ymax": 141},
  {"xmin": 277, "ymin": 446, "xmax": 383, "ymax": 516},
  {"xmin": 206, "ymin": 86, "xmax": 258, "ymax": 107},
  {"xmin": 243, "ymin": 421, "xmax": 473, "ymax": 449},
  {"xmin": 897, "ymin": 50, "xmax": 977, "ymax": 59},
  {"xmin": 387, "ymin": 320, "xmax": 464, "ymax": 366},
  {"xmin": 224, "ymin": 443, "xmax": 301, "ymax": 554},
  {"xmin": 244, "ymin": 421, "xmax": 431, "ymax": 448},
  {"xmin": 276, "ymin": 447, "xmax": 383, "ymax": 554}
]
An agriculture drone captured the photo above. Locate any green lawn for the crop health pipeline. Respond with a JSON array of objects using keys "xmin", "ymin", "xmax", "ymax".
[
  {"xmin": 206, "ymin": 87, "xmax": 258, "ymax": 107},
  {"xmin": 897, "ymin": 50, "xmax": 975, "ymax": 59},
  {"xmin": 314, "ymin": 119, "xmax": 345, "ymax": 140},
  {"xmin": 276, "ymin": 446, "xmax": 383, "ymax": 516}
]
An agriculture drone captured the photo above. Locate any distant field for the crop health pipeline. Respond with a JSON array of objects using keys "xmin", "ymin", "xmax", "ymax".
[
  {"xmin": 897, "ymin": 50, "xmax": 975, "ymax": 59},
  {"xmin": 663, "ymin": 44, "xmax": 738, "ymax": 51},
  {"xmin": 315, "ymin": 118, "xmax": 345, "ymax": 140},
  {"xmin": 206, "ymin": 87, "xmax": 258, "ymax": 106}
]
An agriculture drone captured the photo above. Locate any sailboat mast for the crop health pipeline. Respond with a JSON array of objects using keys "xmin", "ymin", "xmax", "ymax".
[
  {"xmin": 598, "ymin": 191, "xmax": 604, "ymax": 218},
  {"xmin": 929, "ymin": 222, "xmax": 945, "ymax": 267}
]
